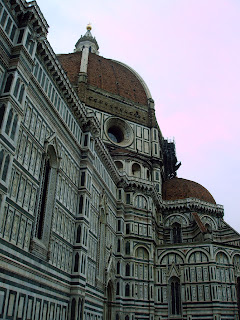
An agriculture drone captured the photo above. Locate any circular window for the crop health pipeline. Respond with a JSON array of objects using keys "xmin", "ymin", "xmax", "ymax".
[
  {"xmin": 108, "ymin": 126, "xmax": 124, "ymax": 143},
  {"xmin": 105, "ymin": 117, "xmax": 134, "ymax": 147}
]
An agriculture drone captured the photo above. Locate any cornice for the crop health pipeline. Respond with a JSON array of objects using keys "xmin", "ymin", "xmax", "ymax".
[
  {"xmin": 163, "ymin": 198, "xmax": 224, "ymax": 217},
  {"xmin": 36, "ymin": 39, "xmax": 88, "ymax": 124},
  {"xmin": 6, "ymin": 0, "xmax": 107, "ymax": 160},
  {"xmin": 118, "ymin": 175, "xmax": 162, "ymax": 209},
  {"xmin": 6, "ymin": 0, "xmax": 48, "ymax": 35},
  {"xmin": 84, "ymin": 110, "xmax": 100, "ymax": 137}
]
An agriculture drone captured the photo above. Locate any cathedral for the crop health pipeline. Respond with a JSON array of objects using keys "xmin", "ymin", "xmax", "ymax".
[{"xmin": 0, "ymin": 0, "xmax": 240, "ymax": 319}]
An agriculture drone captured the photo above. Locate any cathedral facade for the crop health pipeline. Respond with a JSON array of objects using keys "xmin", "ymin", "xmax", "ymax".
[{"xmin": 0, "ymin": 0, "xmax": 240, "ymax": 319}]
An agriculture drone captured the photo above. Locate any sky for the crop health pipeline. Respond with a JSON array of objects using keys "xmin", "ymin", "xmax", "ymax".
[{"xmin": 36, "ymin": 0, "xmax": 240, "ymax": 233}]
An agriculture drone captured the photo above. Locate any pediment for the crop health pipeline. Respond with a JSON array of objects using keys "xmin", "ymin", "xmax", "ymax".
[{"xmin": 168, "ymin": 262, "xmax": 181, "ymax": 278}]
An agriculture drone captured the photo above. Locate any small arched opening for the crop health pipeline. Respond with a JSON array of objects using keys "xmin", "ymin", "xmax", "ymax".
[
  {"xmin": 132, "ymin": 163, "xmax": 141, "ymax": 178},
  {"xmin": 117, "ymin": 261, "xmax": 120, "ymax": 274},
  {"xmin": 115, "ymin": 160, "xmax": 123, "ymax": 172},
  {"xmin": 5, "ymin": 108, "xmax": 13, "ymax": 135},
  {"xmin": 10, "ymin": 114, "xmax": 18, "ymax": 140},
  {"xmin": 0, "ymin": 105, "xmax": 6, "ymax": 128},
  {"xmin": 125, "ymin": 241, "xmax": 130, "ymax": 255},
  {"xmin": 1, "ymin": 154, "xmax": 10, "ymax": 182},
  {"xmin": 4, "ymin": 74, "xmax": 13, "ymax": 93},
  {"xmin": 116, "ymin": 282, "xmax": 120, "ymax": 295},
  {"xmin": 126, "ymin": 263, "xmax": 130, "ymax": 276},
  {"xmin": 125, "ymin": 283, "xmax": 130, "ymax": 297},
  {"xmin": 205, "ymin": 223, "xmax": 212, "ymax": 233},
  {"xmin": 13, "ymin": 78, "xmax": 20, "ymax": 97},
  {"xmin": 76, "ymin": 225, "xmax": 81, "ymax": 243},
  {"xmin": 18, "ymin": 83, "xmax": 25, "ymax": 103},
  {"xmin": 146, "ymin": 169, "xmax": 151, "ymax": 180},
  {"xmin": 74, "ymin": 253, "xmax": 79, "ymax": 272}
]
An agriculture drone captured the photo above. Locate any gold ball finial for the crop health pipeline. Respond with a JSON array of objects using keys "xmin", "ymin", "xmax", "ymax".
[{"xmin": 86, "ymin": 23, "xmax": 92, "ymax": 31}]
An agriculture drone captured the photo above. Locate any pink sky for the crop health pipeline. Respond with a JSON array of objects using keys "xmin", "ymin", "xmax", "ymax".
[{"xmin": 37, "ymin": 0, "xmax": 240, "ymax": 233}]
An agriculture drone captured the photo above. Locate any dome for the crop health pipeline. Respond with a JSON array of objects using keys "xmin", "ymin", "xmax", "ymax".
[
  {"xmin": 57, "ymin": 51, "xmax": 149, "ymax": 105},
  {"xmin": 162, "ymin": 177, "xmax": 216, "ymax": 204},
  {"xmin": 57, "ymin": 27, "xmax": 157, "ymax": 127}
]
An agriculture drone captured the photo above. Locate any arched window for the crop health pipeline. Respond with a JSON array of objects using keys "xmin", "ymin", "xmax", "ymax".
[
  {"xmin": 116, "ymin": 314, "xmax": 119, "ymax": 320},
  {"xmin": 117, "ymin": 261, "xmax": 120, "ymax": 274},
  {"xmin": 116, "ymin": 282, "xmax": 120, "ymax": 295},
  {"xmin": 125, "ymin": 316, "xmax": 129, "ymax": 320},
  {"xmin": 115, "ymin": 161, "xmax": 123, "ymax": 172},
  {"xmin": 205, "ymin": 223, "xmax": 212, "ymax": 233},
  {"xmin": 10, "ymin": 114, "xmax": 18, "ymax": 140},
  {"xmin": 135, "ymin": 247, "xmax": 149, "ymax": 280},
  {"xmin": 4, "ymin": 74, "xmax": 13, "ymax": 93},
  {"xmin": 18, "ymin": 84, "xmax": 25, "ymax": 103},
  {"xmin": 146, "ymin": 169, "xmax": 150, "ymax": 180},
  {"xmin": 0, "ymin": 105, "xmax": 6, "ymax": 128},
  {"xmin": 132, "ymin": 163, "xmax": 141, "ymax": 178},
  {"xmin": 126, "ymin": 263, "xmax": 130, "ymax": 276},
  {"xmin": 36, "ymin": 145, "xmax": 59, "ymax": 243},
  {"xmin": 74, "ymin": 252, "xmax": 79, "ymax": 272},
  {"xmin": 13, "ymin": 78, "xmax": 20, "ymax": 97},
  {"xmin": 125, "ymin": 241, "xmax": 130, "ymax": 255},
  {"xmin": 2, "ymin": 154, "xmax": 10, "ymax": 181},
  {"xmin": 79, "ymin": 299, "xmax": 84, "ymax": 320},
  {"xmin": 70, "ymin": 298, "xmax": 76, "ymax": 320},
  {"xmin": 80, "ymin": 171, "xmax": 85, "ymax": 186},
  {"xmin": 170, "ymin": 277, "xmax": 181, "ymax": 315},
  {"xmin": 0, "ymin": 150, "xmax": 4, "ymax": 172},
  {"xmin": 237, "ymin": 277, "xmax": 240, "ymax": 318},
  {"xmin": 125, "ymin": 283, "xmax": 130, "ymax": 297},
  {"xmin": 172, "ymin": 223, "xmax": 182, "ymax": 244},
  {"xmin": 135, "ymin": 195, "xmax": 147, "ymax": 210},
  {"xmin": 79, "ymin": 195, "xmax": 83, "ymax": 214},
  {"xmin": 37, "ymin": 159, "xmax": 50, "ymax": 239},
  {"xmin": 76, "ymin": 225, "xmax": 81, "ymax": 243},
  {"xmin": 5, "ymin": 108, "xmax": 13, "ymax": 135},
  {"xmin": 117, "ymin": 220, "xmax": 121, "ymax": 231},
  {"xmin": 117, "ymin": 239, "xmax": 121, "ymax": 252}
]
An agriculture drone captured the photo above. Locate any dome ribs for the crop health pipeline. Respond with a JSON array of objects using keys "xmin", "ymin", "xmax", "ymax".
[
  {"xmin": 88, "ymin": 53, "xmax": 102, "ymax": 89},
  {"xmin": 88, "ymin": 54, "xmax": 148, "ymax": 105},
  {"xmin": 58, "ymin": 52, "xmax": 148, "ymax": 106},
  {"xmin": 57, "ymin": 52, "xmax": 82, "ymax": 86}
]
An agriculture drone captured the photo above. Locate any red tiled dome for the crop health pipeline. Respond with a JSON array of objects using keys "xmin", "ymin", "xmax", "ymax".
[
  {"xmin": 57, "ymin": 52, "xmax": 148, "ymax": 105},
  {"xmin": 162, "ymin": 177, "xmax": 216, "ymax": 204}
]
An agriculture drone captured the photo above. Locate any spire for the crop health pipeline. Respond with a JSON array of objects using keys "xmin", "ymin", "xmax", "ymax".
[{"xmin": 75, "ymin": 24, "xmax": 99, "ymax": 54}]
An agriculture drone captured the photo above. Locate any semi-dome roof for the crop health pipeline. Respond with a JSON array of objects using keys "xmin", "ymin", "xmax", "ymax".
[
  {"xmin": 162, "ymin": 177, "xmax": 216, "ymax": 204},
  {"xmin": 57, "ymin": 51, "xmax": 149, "ymax": 105}
]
